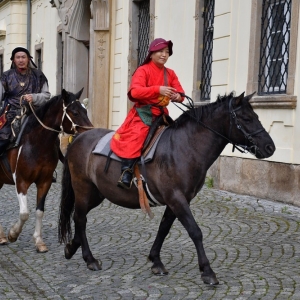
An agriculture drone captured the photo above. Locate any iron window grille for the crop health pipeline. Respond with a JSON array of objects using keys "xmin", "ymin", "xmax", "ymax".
[
  {"xmin": 0, "ymin": 54, "xmax": 3, "ymax": 76},
  {"xmin": 258, "ymin": 0, "xmax": 292, "ymax": 95},
  {"xmin": 200, "ymin": 0, "xmax": 215, "ymax": 101},
  {"xmin": 36, "ymin": 49, "xmax": 42, "ymax": 71},
  {"xmin": 137, "ymin": 0, "xmax": 150, "ymax": 66}
]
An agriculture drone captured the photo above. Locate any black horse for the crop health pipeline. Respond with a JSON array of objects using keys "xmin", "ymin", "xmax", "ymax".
[{"xmin": 58, "ymin": 92, "xmax": 275, "ymax": 285}]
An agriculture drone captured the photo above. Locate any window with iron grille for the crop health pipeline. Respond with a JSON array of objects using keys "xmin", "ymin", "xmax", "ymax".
[
  {"xmin": 137, "ymin": 0, "xmax": 150, "ymax": 66},
  {"xmin": 258, "ymin": 0, "xmax": 291, "ymax": 95},
  {"xmin": 200, "ymin": 0, "xmax": 215, "ymax": 100},
  {"xmin": 36, "ymin": 48, "xmax": 42, "ymax": 71},
  {"xmin": 0, "ymin": 54, "xmax": 3, "ymax": 76}
]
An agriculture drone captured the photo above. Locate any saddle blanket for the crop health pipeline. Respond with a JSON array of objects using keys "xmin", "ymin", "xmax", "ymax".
[{"xmin": 92, "ymin": 129, "xmax": 165, "ymax": 163}]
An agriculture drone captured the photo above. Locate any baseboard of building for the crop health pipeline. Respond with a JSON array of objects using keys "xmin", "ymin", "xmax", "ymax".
[{"xmin": 207, "ymin": 156, "xmax": 300, "ymax": 207}]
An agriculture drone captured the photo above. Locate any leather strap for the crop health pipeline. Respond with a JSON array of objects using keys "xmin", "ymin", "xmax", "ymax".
[{"xmin": 134, "ymin": 164, "xmax": 154, "ymax": 219}]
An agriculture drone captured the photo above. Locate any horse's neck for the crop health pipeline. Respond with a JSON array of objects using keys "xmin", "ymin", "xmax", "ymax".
[
  {"xmin": 170, "ymin": 111, "xmax": 229, "ymax": 168},
  {"xmin": 26, "ymin": 105, "xmax": 62, "ymax": 144}
]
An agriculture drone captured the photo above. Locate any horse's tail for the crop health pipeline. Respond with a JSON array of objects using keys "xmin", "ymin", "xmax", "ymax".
[{"xmin": 58, "ymin": 154, "xmax": 75, "ymax": 245}]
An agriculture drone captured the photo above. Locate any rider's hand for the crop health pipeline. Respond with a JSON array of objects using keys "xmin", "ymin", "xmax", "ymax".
[
  {"xmin": 23, "ymin": 94, "xmax": 33, "ymax": 103},
  {"xmin": 158, "ymin": 86, "xmax": 177, "ymax": 106},
  {"xmin": 170, "ymin": 93, "xmax": 182, "ymax": 103}
]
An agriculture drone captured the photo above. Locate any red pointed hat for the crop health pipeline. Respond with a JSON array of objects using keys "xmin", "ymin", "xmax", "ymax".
[{"xmin": 141, "ymin": 38, "xmax": 173, "ymax": 66}]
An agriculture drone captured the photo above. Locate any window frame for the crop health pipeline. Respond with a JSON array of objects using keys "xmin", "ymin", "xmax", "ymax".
[
  {"xmin": 247, "ymin": 0, "xmax": 298, "ymax": 109},
  {"xmin": 35, "ymin": 43, "xmax": 44, "ymax": 71},
  {"xmin": 192, "ymin": 0, "xmax": 215, "ymax": 104}
]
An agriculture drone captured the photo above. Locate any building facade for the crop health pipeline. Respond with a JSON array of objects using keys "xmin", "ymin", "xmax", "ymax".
[{"xmin": 0, "ymin": 0, "xmax": 299, "ymax": 206}]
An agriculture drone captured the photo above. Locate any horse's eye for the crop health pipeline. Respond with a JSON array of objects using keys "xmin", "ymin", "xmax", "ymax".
[
  {"xmin": 71, "ymin": 110, "xmax": 79, "ymax": 116},
  {"xmin": 243, "ymin": 118, "xmax": 252, "ymax": 124}
]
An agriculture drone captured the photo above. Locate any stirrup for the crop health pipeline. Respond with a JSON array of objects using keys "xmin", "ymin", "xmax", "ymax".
[{"xmin": 117, "ymin": 170, "xmax": 133, "ymax": 190}]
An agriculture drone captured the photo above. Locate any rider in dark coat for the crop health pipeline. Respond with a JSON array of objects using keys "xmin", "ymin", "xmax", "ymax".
[{"xmin": 0, "ymin": 47, "xmax": 50, "ymax": 154}]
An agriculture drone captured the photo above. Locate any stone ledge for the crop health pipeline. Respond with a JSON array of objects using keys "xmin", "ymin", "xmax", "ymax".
[
  {"xmin": 250, "ymin": 95, "xmax": 297, "ymax": 109},
  {"xmin": 207, "ymin": 156, "xmax": 300, "ymax": 207}
]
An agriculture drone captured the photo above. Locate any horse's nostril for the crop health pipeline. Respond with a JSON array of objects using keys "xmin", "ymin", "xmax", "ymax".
[{"xmin": 265, "ymin": 144, "xmax": 275, "ymax": 154}]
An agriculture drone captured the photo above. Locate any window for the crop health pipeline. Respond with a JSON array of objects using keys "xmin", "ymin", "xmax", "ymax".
[
  {"xmin": 35, "ymin": 43, "xmax": 43, "ymax": 71},
  {"xmin": 247, "ymin": 0, "xmax": 298, "ymax": 109},
  {"xmin": 258, "ymin": 0, "xmax": 291, "ymax": 95},
  {"xmin": 36, "ymin": 49, "xmax": 42, "ymax": 70},
  {"xmin": 137, "ymin": 0, "xmax": 150, "ymax": 66},
  {"xmin": 192, "ymin": 0, "xmax": 215, "ymax": 103},
  {"xmin": 129, "ymin": 0, "xmax": 154, "ymax": 79},
  {"xmin": 0, "ymin": 54, "xmax": 3, "ymax": 76},
  {"xmin": 200, "ymin": 0, "xmax": 215, "ymax": 100}
]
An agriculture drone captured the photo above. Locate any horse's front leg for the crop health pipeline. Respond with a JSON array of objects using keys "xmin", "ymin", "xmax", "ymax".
[
  {"xmin": 8, "ymin": 190, "xmax": 29, "ymax": 243},
  {"xmin": 148, "ymin": 206, "xmax": 176, "ymax": 275},
  {"xmin": 0, "ymin": 224, "xmax": 8, "ymax": 245},
  {"xmin": 168, "ymin": 193, "xmax": 219, "ymax": 285}
]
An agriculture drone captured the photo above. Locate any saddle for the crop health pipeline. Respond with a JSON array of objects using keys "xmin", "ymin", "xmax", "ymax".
[{"xmin": 92, "ymin": 114, "xmax": 173, "ymax": 219}]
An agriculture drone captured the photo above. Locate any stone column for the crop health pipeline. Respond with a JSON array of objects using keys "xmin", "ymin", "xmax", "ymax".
[
  {"xmin": 54, "ymin": 0, "xmax": 90, "ymax": 99},
  {"xmin": 89, "ymin": 0, "xmax": 110, "ymax": 128}
]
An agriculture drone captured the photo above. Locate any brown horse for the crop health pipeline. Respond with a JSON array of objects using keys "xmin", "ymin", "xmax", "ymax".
[
  {"xmin": 58, "ymin": 92, "xmax": 275, "ymax": 285},
  {"xmin": 0, "ymin": 89, "xmax": 93, "ymax": 252}
]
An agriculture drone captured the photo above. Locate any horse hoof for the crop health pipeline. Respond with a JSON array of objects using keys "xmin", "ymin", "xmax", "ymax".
[
  {"xmin": 151, "ymin": 264, "xmax": 169, "ymax": 276},
  {"xmin": 64, "ymin": 243, "xmax": 78, "ymax": 260},
  {"xmin": 8, "ymin": 234, "xmax": 17, "ymax": 243},
  {"xmin": 87, "ymin": 260, "xmax": 102, "ymax": 271},
  {"xmin": 201, "ymin": 274, "xmax": 219, "ymax": 285},
  {"xmin": 0, "ymin": 237, "xmax": 8, "ymax": 245},
  {"xmin": 36, "ymin": 243, "xmax": 48, "ymax": 253}
]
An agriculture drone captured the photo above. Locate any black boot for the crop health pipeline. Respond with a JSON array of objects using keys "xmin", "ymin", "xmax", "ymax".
[
  {"xmin": 0, "ymin": 139, "xmax": 10, "ymax": 155},
  {"xmin": 117, "ymin": 158, "xmax": 138, "ymax": 189}
]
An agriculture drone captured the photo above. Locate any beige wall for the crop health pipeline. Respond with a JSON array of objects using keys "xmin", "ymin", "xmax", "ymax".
[
  {"xmin": 209, "ymin": 0, "xmax": 300, "ymax": 166},
  {"xmin": 31, "ymin": 0, "xmax": 61, "ymax": 97},
  {"xmin": 0, "ymin": 0, "xmax": 28, "ymax": 70}
]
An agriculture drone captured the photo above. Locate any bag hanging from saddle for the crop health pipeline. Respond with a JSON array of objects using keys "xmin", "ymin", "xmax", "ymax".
[{"xmin": 0, "ymin": 104, "xmax": 10, "ymax": 130}]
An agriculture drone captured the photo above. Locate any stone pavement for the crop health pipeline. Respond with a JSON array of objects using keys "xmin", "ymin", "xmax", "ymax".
[{"xmin": 0, "ymin": 163, "xmax": 300, "ymax": 300}]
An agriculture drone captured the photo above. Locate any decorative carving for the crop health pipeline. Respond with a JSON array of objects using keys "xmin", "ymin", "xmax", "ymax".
[
  {"xmin": 92, "ymin": 0, "xmax": 109, "ymax": 30},
  {"xmin": 35, "ymin": 34, "xmax": 44, "ymax": 44},
  {"xmin": 64, "ymin": 14, "xmax": 69, "ymax": 25},
  {"xmin": 97, "ymin": 33, "xmax": 106, "ymax": 67}
]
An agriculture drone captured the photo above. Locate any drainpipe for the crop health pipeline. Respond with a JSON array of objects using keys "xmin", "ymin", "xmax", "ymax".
[{"xmin": 27, "ymin": 0, "xmax": 31, "ymax": 50}]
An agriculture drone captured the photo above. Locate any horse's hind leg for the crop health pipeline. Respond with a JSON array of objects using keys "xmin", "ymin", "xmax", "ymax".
[
  {"xmin": 0, "ymin": 224, "xmax": 8, "ymax": 245},
  {"xmin": 33, "ymin": 183, "xmax": 52, "ymax": 253},
  {"xmin": 70, "ymin": 184, "xmax": 103, "ymax": 271},
  {"xmin": 148, "ymin": 206, "xmax": 176, "ymax": 275}
]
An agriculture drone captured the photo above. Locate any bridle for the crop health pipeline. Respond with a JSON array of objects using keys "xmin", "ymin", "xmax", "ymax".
[
  {"xmin": 173, "ymin": 94, "xmax": 265, "ymax": 157},
  {"xmin": 227, "ymin": 97, "xmax": 265, "ymax": 156},
  {"xmin": 26, "ymin": 98, "xmax": 94, "ymax": 135}
]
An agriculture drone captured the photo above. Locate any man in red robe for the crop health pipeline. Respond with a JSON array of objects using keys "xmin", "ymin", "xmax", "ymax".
[{"xmin": 111, "ymin": 38, "xmax": 185, "ymax": 189}]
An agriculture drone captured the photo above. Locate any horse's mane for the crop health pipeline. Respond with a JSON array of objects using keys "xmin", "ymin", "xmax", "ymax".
[
  {"xmin": 23, "ymin": 95, "xmax": 61, "ymax": 134},
  {"xmin": 169, "ymin": 92, "xmax": 235, "ymax": 129}
]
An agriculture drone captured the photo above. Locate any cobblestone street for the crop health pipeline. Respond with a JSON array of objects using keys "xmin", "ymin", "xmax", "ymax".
[{"xmin": 0, "ymin": 163, "xmax": 300, "ymax": 299}]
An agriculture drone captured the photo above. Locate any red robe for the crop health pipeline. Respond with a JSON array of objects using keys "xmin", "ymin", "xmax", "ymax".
[{"xmin": 111, "ymin": 61, "xmax": 184, "ymax": 158}]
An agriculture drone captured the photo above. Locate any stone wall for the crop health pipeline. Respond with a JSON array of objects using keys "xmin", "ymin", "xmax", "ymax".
[{"xmin": 207, "ymin": 156, "xmax": 300, "ymax": 207}]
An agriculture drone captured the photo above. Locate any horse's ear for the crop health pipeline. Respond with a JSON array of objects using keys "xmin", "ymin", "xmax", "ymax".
[
  {"xmin": 235, "ymin": 92, "xmax": 245, "ymax": 106},
  {"xmin": 61, "ymin": 89, "xmax": 69, "ymax": 100},
  {"xmin": 75, "ymin": 87, "xmax": 84, "ymax": 100},
  {"xmin": 244, "ymin": 91, "xmax": 256, "ymax": 102}
]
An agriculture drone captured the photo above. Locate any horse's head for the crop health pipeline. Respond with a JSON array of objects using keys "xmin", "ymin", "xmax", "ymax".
[
  {"xmin": 228, "ymin": 92, "xmax": 275, "ymax": 159},
  {"xmin": 60, "ymin": 88, "xmax": 93, "ymax": 134}
]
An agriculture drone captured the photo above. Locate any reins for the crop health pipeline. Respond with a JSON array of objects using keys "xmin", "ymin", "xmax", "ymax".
[
  {"xmin": 19, "ymin": 96, "xmax": 94, "ymax": 135},
  {"xmin": 172, "ymin": 94, "xmax": 264, "ymax": 156}
]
